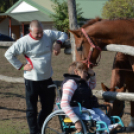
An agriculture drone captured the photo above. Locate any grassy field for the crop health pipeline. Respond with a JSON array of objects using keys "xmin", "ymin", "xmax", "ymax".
[{"xmin": 0, "ymin": 47, "xmax": 132, "ymax": 134}]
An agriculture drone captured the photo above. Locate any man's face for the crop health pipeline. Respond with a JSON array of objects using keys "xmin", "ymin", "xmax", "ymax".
[{"xmin": 30, "ymin": 27, "xmax": 43, "ymax": 40}]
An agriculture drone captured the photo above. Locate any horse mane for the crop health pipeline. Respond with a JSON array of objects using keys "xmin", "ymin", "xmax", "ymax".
[
  {"xmin": 82, "ymin": 17, "xmax": 102, "ymax": 28},
  {"xmin": 82, "ymin": 17, "xmax": 134, "ymax": 29}
]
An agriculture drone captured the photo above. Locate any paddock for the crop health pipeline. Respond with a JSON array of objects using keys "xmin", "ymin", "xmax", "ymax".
[{"xmin": 0, "ymin": 42, "xmax": 134, "ymax": 133}]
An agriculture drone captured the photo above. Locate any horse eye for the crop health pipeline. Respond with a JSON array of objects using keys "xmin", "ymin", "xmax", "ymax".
[{"xmin": 76, "ymin": 45, "xmax": 83, "ymax": 51}]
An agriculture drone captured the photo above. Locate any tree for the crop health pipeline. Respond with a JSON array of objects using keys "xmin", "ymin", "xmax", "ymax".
[
  {"xmin": 50, "ymin": 0, "xmax": 84, "ymax": 35},
  {"xmin": 102, "ymin": 0, "xmax": 134, "ymax": 19},
  {"xmin": 0, "ymin": 0, "xmax": 19, "ymax": 13},
  {"xmin": 67, "ymin": 0, "xmax": 78, "ymax": 61}
]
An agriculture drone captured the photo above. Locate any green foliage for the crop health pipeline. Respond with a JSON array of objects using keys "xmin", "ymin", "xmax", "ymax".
[
  {"xmin": 102, "ymin": 0, "xmax": 134, "ymax": 19},
  {"xmin": 0, "ymin": 0, "xmax": 18, "ymax": 13},
  {"xmin": 50, "ymin": 0, "xmax": 84, "ymax": 34}
]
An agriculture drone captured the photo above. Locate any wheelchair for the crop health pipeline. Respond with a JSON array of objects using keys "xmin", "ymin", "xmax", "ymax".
[{"xmin": 41, "ymin": 84, "xmax": 124, "ymax": 134}]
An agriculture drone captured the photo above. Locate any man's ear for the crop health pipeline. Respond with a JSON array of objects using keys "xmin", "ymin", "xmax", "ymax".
[{"xmin": 69, "ymin": 29, "xmax": 82, "ymax": 38}]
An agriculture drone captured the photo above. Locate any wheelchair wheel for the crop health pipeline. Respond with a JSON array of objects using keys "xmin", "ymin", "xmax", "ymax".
[{"xmin": 41, "ymin": 109, "xmax": 87, "ymax": 134}]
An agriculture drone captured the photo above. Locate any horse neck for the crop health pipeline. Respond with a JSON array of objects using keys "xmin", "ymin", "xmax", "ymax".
[
  {"xmin": 85, "ymin": 19, "xmax": 134, "ymax": 44},
  {"xmin": 93, "ymin": 38, "xmax": 112, "ymax": 49}
]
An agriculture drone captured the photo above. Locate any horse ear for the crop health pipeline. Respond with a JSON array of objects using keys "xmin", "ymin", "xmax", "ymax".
[
  {"xmin": 116, "ymin": 84, "xmax": 126, "ymax": 92},
  {"xmin": 69, "ymin": 29, "xmax": 82, "ymax": 38},
  {"xmin": 101, "ymin": 83, "xmax": 110, "ymax": 91}
]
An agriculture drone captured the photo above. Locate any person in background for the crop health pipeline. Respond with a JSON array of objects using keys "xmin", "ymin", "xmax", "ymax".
[
  {"xmin": 20, "ymin": 31, "xmax": 24, "ymax": 38},
  {"xmin": 5, "ymin": 20, "xmax": 68, "ymax": 134},
  {"xmin": 11, "ymin": 32, "xmax": 16, "ymax": 41}
]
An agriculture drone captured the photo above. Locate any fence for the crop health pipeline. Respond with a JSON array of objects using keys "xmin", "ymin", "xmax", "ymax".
[
  {"xmin": 0, "ymin": 41, "xmax": 134, "ymax": 102},
  {"xmin": 0, "ymin": 41, "xmax": 14, "ymax": 47}
]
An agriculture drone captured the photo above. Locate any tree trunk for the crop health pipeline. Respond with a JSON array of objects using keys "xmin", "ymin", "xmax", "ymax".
[{"xmin": 67, "ymin": 0, "xmax": 77, "ymax": 61}]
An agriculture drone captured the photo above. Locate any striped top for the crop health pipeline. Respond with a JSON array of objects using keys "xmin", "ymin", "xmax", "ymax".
[{"xmin": 60, "ymin": 75, "xmax": 96, "ymax": 123}]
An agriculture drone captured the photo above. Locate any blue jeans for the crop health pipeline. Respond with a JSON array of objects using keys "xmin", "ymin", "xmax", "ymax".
[
  {"xmin": 73, "ymin": 107, "xmax": 111, "ymax": 126},
  {"xmin": 25, "ymin": 78, "xmax": 56, "ymax": 134}
]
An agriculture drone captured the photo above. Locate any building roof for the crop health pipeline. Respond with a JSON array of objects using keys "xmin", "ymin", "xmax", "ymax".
[
  {"xmin": 31, "ymin": 0, "xmax": 108, "ymax": 19},
  {"xmin": 6, "ymin": 0, "xmax": 53, "ymax": 15},
  {"xmin": 31, "ymin": 0, "xmax": 54, "ymax": 13},
  {"xmin": 0, "ymin": 0, "xmax": 108, "ymax": 23},
  {"xmin": 2, "ymin": 0, "xmax": 52, "ymax": 22},
  {"xmin": 76, "ymin": 0, "xmax": 107, "ymax": 19},
  {"xmin": 12, "ymin": 11, "xmax": 52, "ymax": 22}
]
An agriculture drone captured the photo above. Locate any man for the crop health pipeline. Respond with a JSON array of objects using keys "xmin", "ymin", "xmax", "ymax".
[{"xmin": 5, "ymin": 20, "xmax": 68, "ymax": 134}]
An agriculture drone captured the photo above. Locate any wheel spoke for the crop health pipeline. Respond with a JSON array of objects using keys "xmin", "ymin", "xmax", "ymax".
[
  {"xmin": 42, "ymin": 110, "xmax": 87, "ymax": 134},
  {"xmin": 44, "ymin": 115, "xmax": 63, "ymax": 134},
  {"xmin": 45, "ymin": 126, "xmax": 63, "ymax": 134}
]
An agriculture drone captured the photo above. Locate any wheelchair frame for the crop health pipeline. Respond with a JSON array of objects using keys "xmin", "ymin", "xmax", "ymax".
[{"xmin": 41, "ymin": 84, "xmax": 124, "ymax": 134}]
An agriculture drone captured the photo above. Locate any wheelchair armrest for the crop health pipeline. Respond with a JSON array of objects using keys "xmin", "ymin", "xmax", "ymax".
[{"xmin": 70, "ymin": 101, "xmax": 82, "ymax": 114}]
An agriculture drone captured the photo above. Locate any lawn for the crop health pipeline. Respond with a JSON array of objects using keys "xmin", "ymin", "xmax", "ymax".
[{"xmin": 0, "ymin": 47, "xmax": 131, "ymax": 134}]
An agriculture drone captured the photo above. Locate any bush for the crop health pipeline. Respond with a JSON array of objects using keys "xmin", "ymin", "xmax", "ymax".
[
  {"xmin": 102, "ymin": 0, "xmax": 134, "ymax": 19},
  {"xmin": 50, "ymin": 0, "xmax": 84, "ymax": 34}
]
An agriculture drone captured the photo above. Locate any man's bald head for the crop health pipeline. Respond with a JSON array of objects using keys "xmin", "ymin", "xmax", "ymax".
[
  {"xmin": 29, "ymin": 20, "xmax": 44, "ymax": 40},
  {"xmin": 29, "ymin": 20, "xmax": 43, "ymax": 31}
]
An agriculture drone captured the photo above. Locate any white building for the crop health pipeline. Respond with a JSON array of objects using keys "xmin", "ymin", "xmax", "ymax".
[{"xmin": 0, "ymin": 0, "xmax": 107, "ymax": 40}]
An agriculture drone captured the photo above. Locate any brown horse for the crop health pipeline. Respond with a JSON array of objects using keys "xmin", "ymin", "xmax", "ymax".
[
  {"xmin": 101, "ymin": 82, "xmax": 126, "ymax": 117},
  {"xmin": 69, "ymin": 18, "xmax": 134, "ymax": 129}
]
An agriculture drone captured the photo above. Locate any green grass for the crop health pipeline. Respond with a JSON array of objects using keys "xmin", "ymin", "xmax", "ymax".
[
  {"xmin": 0, "ymin": 120, "xmax": 29, "ymax": 134},
  {"xmin": 0, "ymin": 48, "xmax": 131, "ymax": 134},
  {"xmin": 0, "ymin": 48, "xmax": 72, "ymax": 134}
]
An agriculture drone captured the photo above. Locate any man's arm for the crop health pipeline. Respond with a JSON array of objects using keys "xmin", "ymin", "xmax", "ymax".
[
  {"xmin": 45, "ymin": 30, "xmax": 68, "ymax": 56},
  {"xmin": 50, "ymin": 30, "xmax": 68, "ymax": 44},
  {"xmin": 5, "ymin": 40, "xmax": 25, "ymax": 70},
  {"xmin": 51, "ymin": 30, "xmax": 68, "ymax": 56}
]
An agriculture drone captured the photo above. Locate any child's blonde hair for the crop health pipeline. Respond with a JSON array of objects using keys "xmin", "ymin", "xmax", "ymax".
[{"xmin": 68, "ymin": 62, "xmax": 88, "ymax": 75}]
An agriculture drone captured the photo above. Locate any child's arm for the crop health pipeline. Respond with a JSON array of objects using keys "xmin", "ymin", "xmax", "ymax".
[
  {"xmin": 88, "ymin": 69, "xmax": 96, "ymax": 89},
  {"xmin": 60, "ymin": 79, "xmax": 80, "ymax": 123}
]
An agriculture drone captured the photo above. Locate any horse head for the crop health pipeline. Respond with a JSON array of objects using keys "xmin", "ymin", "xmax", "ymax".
[
  {"xmin": 101, "ymin": 83, "xmax": 126, "ymax": 117},
  {"xmin": 69, "ymin": 18, "xmax": 134, "ymax": 68},
  {"xmin": 69, "ymin": 29, "xmax": 102, "ymax": 68}
]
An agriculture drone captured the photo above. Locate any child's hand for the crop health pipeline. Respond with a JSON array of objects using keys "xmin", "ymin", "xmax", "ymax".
[
  {"xmin": 75, "ymin": 120, "xmax": 82, "ymax": 132},
  {"xmin": 88, "ymin": 68, "xmax": 95, "ymax": 76}
]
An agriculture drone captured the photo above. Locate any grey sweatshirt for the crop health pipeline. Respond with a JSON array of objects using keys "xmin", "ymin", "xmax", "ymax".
[{"xmin": 5, "ymin": 30, "xmax": 68, "ymax": 81}]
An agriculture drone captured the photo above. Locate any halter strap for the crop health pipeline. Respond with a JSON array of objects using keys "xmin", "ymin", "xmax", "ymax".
[
  {"xmin": 81, "ymin": 28, "xmax": 101, "ymax": 67},
  {"xmin": 81, "ymin": 28, "xmax": 95, "ymax": 49}
]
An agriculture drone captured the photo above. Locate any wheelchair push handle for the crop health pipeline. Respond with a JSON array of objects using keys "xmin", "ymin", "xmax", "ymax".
[{"xmin": 47, "ymin": 84, "xmax": 58, "ymax": 90}]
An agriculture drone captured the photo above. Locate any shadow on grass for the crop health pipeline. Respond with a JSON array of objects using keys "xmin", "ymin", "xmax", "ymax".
[
  {"xmin": 0, "ymin": 106, "xmax": 26, "ymax": 112},
  {"xmin": 1, "ymin": 116, "xmax": 27, "ymax": 121},
  {"xmin": 0, "ymin": 92, "xmax": 25, "ymax": 98}
]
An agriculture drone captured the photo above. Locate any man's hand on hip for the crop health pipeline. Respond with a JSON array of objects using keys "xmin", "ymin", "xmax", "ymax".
[
  {"xmin": 53, "ymin": 43, "xmax": 61, "ymax": 56},
  {"xmin": 24, "ymin": 64, "xmax": 32, "ymax": 71}
]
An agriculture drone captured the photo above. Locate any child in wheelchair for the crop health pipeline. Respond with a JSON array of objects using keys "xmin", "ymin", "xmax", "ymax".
[{"xmin": 59, "ymin": 61, "xmax": 121, "ymax": 134}]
